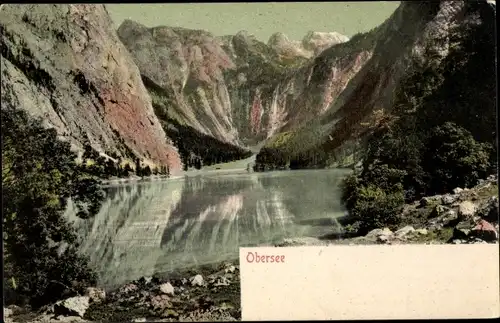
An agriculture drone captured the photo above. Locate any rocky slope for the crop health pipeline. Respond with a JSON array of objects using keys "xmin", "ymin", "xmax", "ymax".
[
  {"xmin": 255, "ymin": 0, "xmax": 497, "ymax": 168},
  {"xmin": 0, "ymin": 4, "xmax": 182, "ymax": 173}
]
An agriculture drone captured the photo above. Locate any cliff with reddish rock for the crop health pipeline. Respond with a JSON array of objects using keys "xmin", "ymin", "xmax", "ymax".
[{"xmin": 0, "ymin": 4, "xmax": 182, "ymax": 173}]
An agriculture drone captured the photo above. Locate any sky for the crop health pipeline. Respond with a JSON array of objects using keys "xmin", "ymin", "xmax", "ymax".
[{"xmin": 107, "ymin": 2, "xmax": 400, "ymax": 42}]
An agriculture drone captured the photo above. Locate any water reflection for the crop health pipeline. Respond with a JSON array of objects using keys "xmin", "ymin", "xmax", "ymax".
[{"xmin": 66, "ymin": 169, "xmax": 350, "ymax": 288}]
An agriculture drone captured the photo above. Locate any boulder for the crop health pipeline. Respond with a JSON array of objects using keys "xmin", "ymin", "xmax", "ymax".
[
  {"xmin": 419, "ymin": 195, "xmax": 442, "ymax": 208},
  {"xmin": 458, "ymin": 201, "xmax": 477, "ymax": 219},
  {"xmin": 366, "ymin": 228, "xmax": 392, "ymax": 238},
  {"xmin": 478, "ymin": 196, "xmax": 498, "ymax": 222},
  {"xmin": 54, "ymin": 296, "xmax": 90, "ymax": 317},
  {"xmin": 429, "ymin": 209, "xmax": 458, "ymax": 227},
  {"xmin": 395, "ymin": 225, "xmax": 415, "ymax": 238},
  {"xmin": 377, "ymin": 229, "xmax": 394, "ymax": 244},
  {"xmin": 452, "ymin": 222, "xmax": 472, "ymax": 240},
  {"xmin": 190, "ymin": 274, "xmax": 204, "ymax": 287},
  {"xmin": 470, "ymin": 220, "xmax": 498, "ymax": 242},
  {"xmin": 85, "ymin": 287, "xmax": 106, "ymax": 304},
  {"xmin": 4, "ymin": 307, "xmax": 13, "ymax": 318},
  {"xmin": 224, "ymin": 265, "xmax": 237, "ymax": 274},
  {"xmin": 159, "ymin": 282, "xmax": 175, "ymax": 296},
  {"xmin": 453, "ymin": 187, "xmax": 464, "ymax": 194},
  {"xmin": 415, "ymin": 228, "xmax": 428, "ymax": 235},
  {"xmin": 441, "ymin": 194, "xmax": 458, "ymax": 205},
  {"xmin": 213, "ymin": 276, "xmax": 231, "ymax": 287}
]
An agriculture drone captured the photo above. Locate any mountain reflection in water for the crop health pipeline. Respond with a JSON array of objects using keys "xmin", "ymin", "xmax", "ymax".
[{"xmin": 65, "ymin": 169, "xmax": 350, "ymax": 288}]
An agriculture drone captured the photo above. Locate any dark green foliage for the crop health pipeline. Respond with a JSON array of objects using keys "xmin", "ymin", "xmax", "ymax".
[
  {"xmin": 2, "ymin": 107, "xmax": 104, "ymax": 308},
  {"xmin": 159, "ymin": 115, "xmax": 252, "ymax": 170},
  {"xmin": 349, "ymin": 184, "xmax": 405, "ymax": 234},
  {"xmin": 254, "ymin": 147, "xmax": 288, "ymax": 171},
  {"xmin": 123, "ymin": 163, "xmax": 133, "ymax": 175},
  {"xmin": 142, "ymin": 165, "xmax": 152, "ymax": 177},
  {"xmin": 422, "ymin": 122, "xmax": 492, "ymax": 195},
  {"xmin": 341, "ymin": 166, "xmax": 406, "ymax": 234},
  {"xmin": 289, "ymin": 148, "xmax": 328, "ymax": 170}
]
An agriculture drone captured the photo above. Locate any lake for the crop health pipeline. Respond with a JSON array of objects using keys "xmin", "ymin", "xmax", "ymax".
[{"xmin": 65, "ymin": 168, "xmax": 351, "ymax": 289}]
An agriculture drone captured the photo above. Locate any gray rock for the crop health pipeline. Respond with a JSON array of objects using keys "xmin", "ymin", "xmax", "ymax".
[
  {"xmin": 375, "ymin": 228, "xmax": 394, "ymax": 243},
  {"xmin": 415, "ymin": 228, "xmax": 428, "ymax": 235},
  {"xmin": 366, "ymin": 228, "xmax": 393, "ymax": 238},
  {"xmin": 453, "ymin": 187, "xmax": 464, "ymax": 194},
  {"xmin": 85, "ymin": 287, "xmax": 106, "ymax": 304},
  {"xmin": 419, "ymin": 196, "xmax": 442, "ymax": 207},
  {"xmin": 4, "ymin": 307, "xmax": 13, "ymax": 318},
  {"xmin": 181, "ymin": 278, "xmax": 188, "ymax": 285},
  {"xmin": 190, "ymin": 274, "xmax": 204, "ymax": 287},
  {"xmin": 458, "ymin": 201, "xmax": 477, "ymax": 219},
  {"xmin": 214, "ymin": 276, "xmax": 231, "ymax": 287},
  {"xmin": 54, "ymin": 296, "xmax": 90, "ymax": 318},
  {"xmin": 159, "ymin": 282, "xmax": 175, "ymax": 296},
  {"xmin": 441, "ymin": 194, "xmax": 458, "ymax": 205},
  {"xmin": 487, "ymin": 174, "xmax": 497, "ymax": 181},
  {"xmin": 395, "ymin": 225, "xmax": 415, "ymax": 238},
  {"xmin": 224, "ymin": 265, "xmax": 236, "ymax": 274},
  {"xmin": 429, "ymin": 208, "xmax": 458, "ymax": 227},
  {"xmin": 478, "ymin": 196, "xmax": 498, "ymax": 222},
  {"xmin": 132, "ymin": 317, "xmax": 147, "ymax": 322}
]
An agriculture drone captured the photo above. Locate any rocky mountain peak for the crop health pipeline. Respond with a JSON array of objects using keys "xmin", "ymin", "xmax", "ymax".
[{"xmin": 301, "ymin": 31, "xmax": 350, "ymax": 54}]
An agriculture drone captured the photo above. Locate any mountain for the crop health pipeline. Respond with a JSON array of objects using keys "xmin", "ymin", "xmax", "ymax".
[
  {"xmin": 254, "ymin": 0, "xmax": 497, "ymax": 170},
  {"xmin": 3, "ymin": 2, "xmax": 494, "ymax": 176},
  {"xmin": 0, "ymin": 4, "xmax": 182, "ymax": 174},
  {"xmin": 117, "ymin": 20, "xmax": 356, "ymax": 154}
]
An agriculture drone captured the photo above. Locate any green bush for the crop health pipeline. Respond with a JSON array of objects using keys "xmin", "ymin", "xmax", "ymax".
[
  {"xmin": 350, "ymin": 184, "xmax": 405, "ymax": 234},
  {"xmin": 2, "ymin": 107, "xmax": 103, "ymax": 308}
]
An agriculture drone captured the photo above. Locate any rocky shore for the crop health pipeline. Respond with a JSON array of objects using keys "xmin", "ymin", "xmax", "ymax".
[
  {"xmin": 4, "ymin": 262, "xmax": 241, "ymax": 323},
  {"xmin": 278, "ymin": 175, "xmax": 499, "ymax": 247},
  {"xmin": 4, "ymin": 176, "xmax": 497, "ymax": 323}
]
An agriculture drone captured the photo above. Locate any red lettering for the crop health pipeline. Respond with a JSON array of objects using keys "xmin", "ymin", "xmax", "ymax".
[
  {"xmin": 245, "ymin": 252, "xmax": 286, "ymax": 263},
  {"xmin": 246, "ymin": 252, "xmax": 254, "ymax": 263}
]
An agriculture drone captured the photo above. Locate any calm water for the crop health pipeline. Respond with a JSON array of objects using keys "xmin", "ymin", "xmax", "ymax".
[{"xmin": 65, "ymin": 169, "xmax": 350, "ymax": 288}]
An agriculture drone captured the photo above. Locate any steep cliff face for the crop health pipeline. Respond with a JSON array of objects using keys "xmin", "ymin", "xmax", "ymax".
[
  {"xmin": 256, "ymin": 0, "xmax": 497, "ymax": 168},
  {"xmin": 0, "ymin": 4, "xmax": 182, "ymax": 173},
  {"xmin": 117, "ymin": 20, "xmax": 241, "ymax": 145}
]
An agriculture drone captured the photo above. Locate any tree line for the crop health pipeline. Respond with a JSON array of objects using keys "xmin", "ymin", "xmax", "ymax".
[
  {"xmin": 161, "ymin": 116, "xmax": 253, "ymax": 171},
  {"xmin": 81, "ymin": 144, "xmax": 170, "ymax": 179}
]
